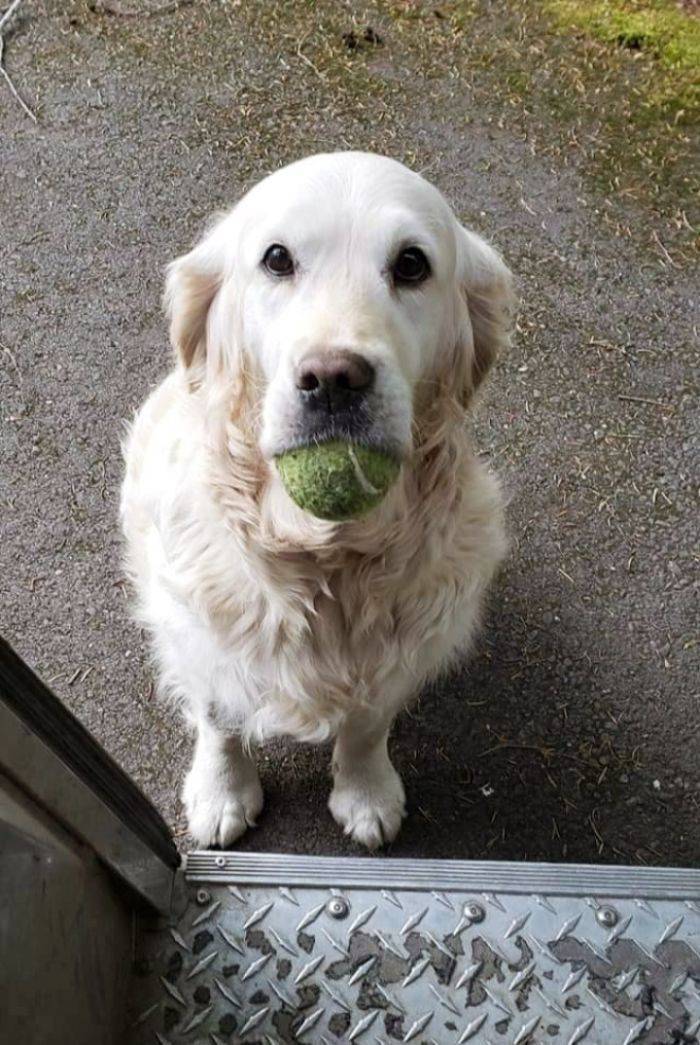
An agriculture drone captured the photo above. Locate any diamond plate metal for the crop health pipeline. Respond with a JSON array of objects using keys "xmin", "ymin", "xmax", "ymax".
[{"xmin": 128, "ymin": 855, "xmax": 700, "ymax": 1045}]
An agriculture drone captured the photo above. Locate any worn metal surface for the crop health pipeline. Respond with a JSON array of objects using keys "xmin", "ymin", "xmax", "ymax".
[
  {"xmin": 0, "ymin": 698, "xmax": 177, "ymax": 912},
  {"xmin": 128, "ymin": 854, "xmax": 700, "ymax": 1044},
  {"xmin": 0, "ymin": 636, "xmax": 179, "ymax": 871},
  {"xmin": 0, "ymin": 770, "xmax": 133, "ymax": 1045}
]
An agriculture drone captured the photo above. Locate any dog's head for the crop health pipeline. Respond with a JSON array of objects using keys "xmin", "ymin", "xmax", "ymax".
[{"xmin": 165, "ymin": 152, "xmax": 514, "ymax": 504}]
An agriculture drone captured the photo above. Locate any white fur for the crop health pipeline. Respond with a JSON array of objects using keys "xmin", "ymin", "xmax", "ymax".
[{"xmin": 121, "ymin": 152, "xmax": 514, "ymax": 849}]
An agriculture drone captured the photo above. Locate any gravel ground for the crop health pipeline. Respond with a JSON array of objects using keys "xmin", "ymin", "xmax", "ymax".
[{"xmin": 1, "ymin": 0, "xmax": 698, "ymax": 865}]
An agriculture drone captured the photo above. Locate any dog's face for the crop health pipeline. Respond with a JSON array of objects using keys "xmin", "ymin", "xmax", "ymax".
[{"xmin": 166, "ymin": 152, "xmax": 513, "ymax": 467}]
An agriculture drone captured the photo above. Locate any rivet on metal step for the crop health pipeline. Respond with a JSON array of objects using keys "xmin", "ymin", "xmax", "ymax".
[
  {"xmin": 327, "ymin": 896, "xmax": 350, "ymax": 919},
  {"xmin": 464, "ymin": 902, "xmax": 486, "ymax": 924},
  {"xmin": 596, "ymin": 905, "xmax": 619, "ymax": 928},
  {"xmin": 214, "ymin": 856, "xmax": 226, "ymax": 868},
  {"xmin": 196, "ymin": 888, "xmax": 212, "ymax": 906}
]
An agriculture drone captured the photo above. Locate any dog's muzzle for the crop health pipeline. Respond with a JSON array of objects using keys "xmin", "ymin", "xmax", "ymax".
[{"xmin": 293, "ymin": 350, "xmax": 376, "ymax": 445}]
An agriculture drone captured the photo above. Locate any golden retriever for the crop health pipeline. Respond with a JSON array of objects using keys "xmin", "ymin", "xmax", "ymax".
[{"xmin": 121, "ymin": 152, "xmax": 513, "ymax": 849}]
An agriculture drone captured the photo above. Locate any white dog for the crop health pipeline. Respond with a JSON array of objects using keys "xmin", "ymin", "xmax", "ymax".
[{"xmin": 121, "ymin": 152, "xmax": 513, "ymax": 850}]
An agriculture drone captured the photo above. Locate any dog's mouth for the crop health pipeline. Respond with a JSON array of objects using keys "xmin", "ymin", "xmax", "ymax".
[
  {"xmin": 260, "ymin": 367, "xmax": 413, "ymax": 463},
  {"xmin": 282, "ymin": 400, "xmax": 392, "ymax": 453}
]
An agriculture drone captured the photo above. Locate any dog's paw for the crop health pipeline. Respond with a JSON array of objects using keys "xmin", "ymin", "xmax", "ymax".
[
  {"xmin": 183, "ymin": 761, "xmax": 263, "ymax": 849},
  {"xmin": 329, "ymin": 761, "xmax": 406, "ymax": 850}
]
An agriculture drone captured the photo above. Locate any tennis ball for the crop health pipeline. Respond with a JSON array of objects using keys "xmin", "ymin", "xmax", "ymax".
[{"xmin": 276, "ymin": 440, "xmax": 400, "ymax": 521}]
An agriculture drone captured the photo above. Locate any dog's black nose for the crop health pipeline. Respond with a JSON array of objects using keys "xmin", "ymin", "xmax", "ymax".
[{"xmin": 296, "ymin": 351, "xmax": 375, "ymax": 413}]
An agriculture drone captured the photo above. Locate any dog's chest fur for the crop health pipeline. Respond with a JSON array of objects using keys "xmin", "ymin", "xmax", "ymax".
[{"xmin": 122, "ymin": 376, "xmax": 506, "ymax": 743}]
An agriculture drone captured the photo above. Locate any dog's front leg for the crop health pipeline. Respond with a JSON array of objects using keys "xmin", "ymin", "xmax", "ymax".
[
  {"xmin": 182, "ymin": 717, "xmax": 263, "ymax": 848},
  {"xmin": 329, "ymin": 707, "xmax": 406, "ymax": 850}
]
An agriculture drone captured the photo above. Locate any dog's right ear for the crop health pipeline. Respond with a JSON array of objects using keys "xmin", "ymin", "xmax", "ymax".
[
  {"xmin": 453, "ymin": 226, "xmax": 515, "ymax": 406},
  {"xmin": 163, "ymin": 214, "xmax": 229, "ymax": 375}
]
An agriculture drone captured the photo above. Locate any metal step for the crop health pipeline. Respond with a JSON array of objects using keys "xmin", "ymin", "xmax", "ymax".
[{"xmin": 128, "ymin": 853, "xmax": 700, "ymax": 1045}]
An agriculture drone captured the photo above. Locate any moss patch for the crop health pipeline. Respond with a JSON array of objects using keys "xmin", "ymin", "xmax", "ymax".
[
  {"xmin": 445, "ymin": 0, "xmax": 700, "ymax": 250},
  {"xmin": 544, "ymin": 0, "xmax": 700, "ymax": 113},
  {"xmin": 82, "ymin": 0, "xmax": 698, "ymax": 255}
]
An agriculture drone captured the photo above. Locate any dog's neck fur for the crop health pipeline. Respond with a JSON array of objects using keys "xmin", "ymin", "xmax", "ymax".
[
  {"xmin": 188, "ymin": 369, "xmax": 473, "ymax": 647},
  {"xmin": 206, "ymin": 368, "xmax": 468, "ymax": 553}
]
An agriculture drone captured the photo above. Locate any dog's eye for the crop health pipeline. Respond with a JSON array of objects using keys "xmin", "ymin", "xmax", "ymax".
[
  {"xmin": 263, "ymin": 244, "xmax": 295, "ymax": 277},
  {"xmin": 392, "ymin": 247, "xmax": 430, "ymax": 286}
]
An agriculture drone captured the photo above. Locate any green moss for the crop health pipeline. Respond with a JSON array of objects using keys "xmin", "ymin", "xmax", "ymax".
[
  {"xmin": 88, "ymin": 0, "xmax": 698, "ymax": 256},
  {"xmin": 544, "ymin": 0, "xmax": 700, "ymax": 112},
  {"xmin": 448, "ymin": 0, "xmax": 699, "ymax": 245}
]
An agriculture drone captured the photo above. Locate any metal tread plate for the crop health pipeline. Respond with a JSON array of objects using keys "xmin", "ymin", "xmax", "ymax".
[{"xmin": 128, "ymin": 853, "xmax": 700, "ymax": 1045}]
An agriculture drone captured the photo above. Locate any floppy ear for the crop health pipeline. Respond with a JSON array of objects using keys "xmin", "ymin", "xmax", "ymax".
[
  {"xmin": 163, "ymin": 213, "xmax": 229, "ymax": 376},
  {"xmin": 454, "ymin": 226, "xmax": 515, "ymax": 405}
]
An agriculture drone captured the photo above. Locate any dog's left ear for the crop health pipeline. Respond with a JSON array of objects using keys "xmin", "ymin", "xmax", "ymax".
[{"xmin": 453, "ymin": 225, "xmax": 516, "ymax": 405}]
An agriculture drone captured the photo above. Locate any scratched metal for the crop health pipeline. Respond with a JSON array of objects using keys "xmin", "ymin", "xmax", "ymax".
[{"xmin": 128, "ymin": 856, "xmax": 700, "ymax": 1045}]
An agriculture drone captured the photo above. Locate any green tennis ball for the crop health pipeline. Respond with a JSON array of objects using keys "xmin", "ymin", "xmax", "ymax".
[{"xmin": 276, "ymin": 440, "xmax": 401, "ymax": 521}]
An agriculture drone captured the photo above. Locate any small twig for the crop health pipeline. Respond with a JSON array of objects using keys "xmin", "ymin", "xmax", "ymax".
[
  {"xmin": 651, "ymin": 229, "xmax": 680, "ymax": 269},
  {"xmin": 478, "ymin": 738, "xmax": 589, "ymax": 767},
  {"xmin": 89, "ymin": 0, "xmax": 193, "ymax": 16},
  {"xmin": 0, "ymin": 0, "xmax": 21, "ymax": 32},
  {"xmin": 519, "ymin": 196, "xmax": 537, "ymax": 216},
  {"xmin": 0, "ymin": 0, "xmax": 36, "ymax": 122},
  {"xmin": 296, "ymin": 29, "xmax": 326, "ymax": 80},
  {"xmin": 618, "ymin": 394, "xmax": 673, "ymax": 410},
  {"xmin": 588, "ymin": 810, "xmax": 605, "ymax": 853},
  {"xmin": 0, "ymin": 339, "xmax": 22, "ymax": 383},
  {"xmin": 478, "ymin": 741, "xmax": 554, "ymax": 759}
]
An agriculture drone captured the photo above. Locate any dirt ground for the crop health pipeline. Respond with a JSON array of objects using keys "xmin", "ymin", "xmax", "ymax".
[{"xmin": 1, "ymin": 0, "xmax": 698, "ymax": 865}]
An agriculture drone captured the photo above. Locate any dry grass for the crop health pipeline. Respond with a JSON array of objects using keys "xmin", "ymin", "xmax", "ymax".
[{"xmin": 90, "ymin": 0, "xmax": 698, "ymax": 257}]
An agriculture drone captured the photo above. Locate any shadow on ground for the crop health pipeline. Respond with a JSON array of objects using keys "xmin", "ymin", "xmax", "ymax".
[{"xmin": 237, "ymin": 572, "xmax": 695, "ymax": 865}]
